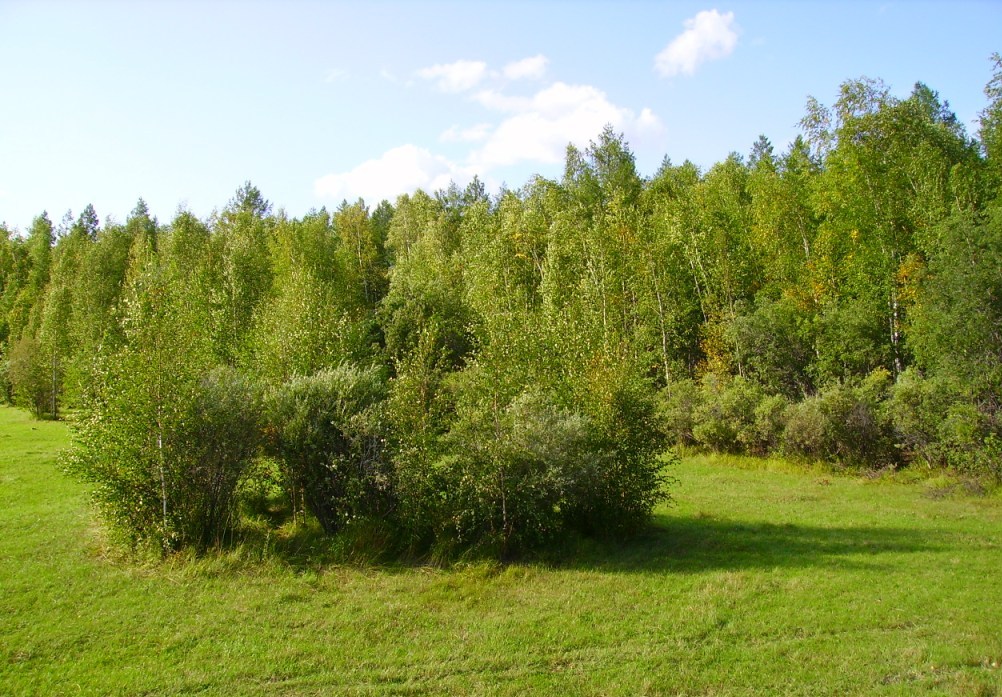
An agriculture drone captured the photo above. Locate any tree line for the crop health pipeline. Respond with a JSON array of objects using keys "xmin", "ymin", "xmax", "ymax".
[{"xmin": 2, "ymin": 61, "xmax": 1001, "ymax": 556}]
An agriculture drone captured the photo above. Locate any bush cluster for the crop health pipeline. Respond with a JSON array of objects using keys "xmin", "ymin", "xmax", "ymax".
[
  {"xmin": 68, "ymin": 365, "xmax": 261, "ymax": 551},
  {"xmin": 888, "ymin": 369, "xmax": 1002, "ymax": 479},
  {"xmin": 661, "ymin": 366, "xmax": 1002, "ymax": 478},
  {"xmin": 663, "ymin": 370, "xmax": 900, "ymax": 467},
  {"xmin": 73, "ymin": 360, "xmax": 670, "ymax": 558}
]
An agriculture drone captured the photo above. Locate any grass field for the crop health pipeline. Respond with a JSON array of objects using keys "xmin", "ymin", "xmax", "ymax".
[{"xmin": 2, "ymin": 404, "xmax": 1001, "ymax": 696}]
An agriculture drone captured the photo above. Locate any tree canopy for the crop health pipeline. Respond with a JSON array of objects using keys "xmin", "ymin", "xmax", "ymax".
[{"xmin": 4, "ymin": 64, "xmax": 1002, "ymax": 556}]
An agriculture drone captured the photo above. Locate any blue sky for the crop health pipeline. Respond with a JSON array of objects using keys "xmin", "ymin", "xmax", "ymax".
[{"xmin": 1, "ymin": 0, "xmax": 999, "ymax": 231}]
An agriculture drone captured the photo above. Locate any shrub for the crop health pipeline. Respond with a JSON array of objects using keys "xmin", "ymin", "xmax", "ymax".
[
  {"xmin": 727, "ymin": 297, "xmax": 814, "ymax": 398},
  {"xmin": 938, "ymin": 403, "xmax": 1001, "ymax": 479},
  {"xmin": 827, "ymin": 369, "xmax": 895, "ymax": 465},
  {"xmin": 888, "ymin": 368, "xmax": 957, "ymax": 465},
  {"xmin": 745, "ymin": 393, "xmax": 790, "ymax": 455},
  {"xmin": 69, "ymin": 360, "xmax": 262, "ymax": 552},
  {"xmin": 381, "ymin": 327, "xmax": 457, "ymax": 550},
  {"xmin": 658, "ymin": 378, "xmax": 702, "ymax": 447},
  {"xmin": 813, "ymin": 300, "xmax": 893, "ymax": 385},
  {"xmin": 0, "ymin": 350, "xmax": 12, "ymax": 404},
  {"xmin": 266, "ymin": 364, "xmax": 390, "ymax": 536},
  {"xmin": 782, "ymin": 395, "xmax": 826, "ymax": 459},
  {"xmin": 389, "ymin": 348, "xmax": 672, "ymax": 558},
  {"xmin": 237, "ymin": 457, "xmax": 286, "ymax": 521},
  {"xmin": 975, "ymin": 434, "xmax": 1002, "ymax": 482},
  {"xmin": 173, "ymin": 367, "xmax": 262, "ymax": 549},
  {"xmin": 692, "ymin": 375, "xmax": 764, "ymax": 453},
  {"xmin": 564, "ymin": 353, "xmax": 671, "ymax": 538},
  {"xmin": 888, "ymin": 369, "xmax": 1002, "ymax": 479},
  {"xmin": 435, "ymin": 389, "xmax": 600, "ymax": 555},
  {"xmin": 782, "ymin": 370, "xmax": 896, "ymax": 466},
  {"xmin": 7, "ymin": 336, "xmax": 57, "ymax": 418}
]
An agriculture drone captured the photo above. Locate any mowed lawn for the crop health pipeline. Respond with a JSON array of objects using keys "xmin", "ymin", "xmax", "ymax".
[{"xmin": 2, "ymin": 405, "xmax": 1001, "ymax": 696}]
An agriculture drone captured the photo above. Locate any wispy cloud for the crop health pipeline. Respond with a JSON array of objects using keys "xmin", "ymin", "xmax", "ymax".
[
  {"xmin": 655, "ymin": 9, "xmax": 739, "ymax": 77},
  {"xmin": 417, "ymin": 59, "xmax": 488, "ymax": 92},
  {"xmin": 502, "ymin": 54, "xmax": 548, "ymax": 81},
  {"xmin": 440, "ymin": 123, "xmax": 493, "ymax": 143}
]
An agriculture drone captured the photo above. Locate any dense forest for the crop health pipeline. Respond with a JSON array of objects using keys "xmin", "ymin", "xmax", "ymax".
[{"xmin": 2, "ymin": 61, "xmax": 1001, "ymax": 558}]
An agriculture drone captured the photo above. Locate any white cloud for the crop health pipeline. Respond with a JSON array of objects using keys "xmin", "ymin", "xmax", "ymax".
[
  {"xmin": 503, "ymin": 54, "xmax": 548, "ymax": 81},
  {"xmin": 655, "ymin": 9, "xmax": 738, "ymax": 77},
  {"xmin": 471, "ymin": 89, "xmax": 532, "ymax": 113},
  {"xmin": 417, "ymin": 59, "xmax": 488, "ymax": 92},
  {"xmin": 314, "ymin": 145, "xmax": 469, "ymax": 204},
  {"xmin": 638, "ymin": 107, "xmax": 662, "ymax": 131},
  {"xmin": 440, "ymin": 123, "xmax": 493, "ymax": 143},
  {"xmin": 469, "ymin": 82, "xmax": 662, "ymax": 169},
  {"xmin": 316, "ymin": 56, "xmax": 665, "ymax": 205}
]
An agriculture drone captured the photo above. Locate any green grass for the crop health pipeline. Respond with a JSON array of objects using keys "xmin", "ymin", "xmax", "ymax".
[{"xmin": 2, "ymin": 405, "xmax": 1001, "ymax": 696}]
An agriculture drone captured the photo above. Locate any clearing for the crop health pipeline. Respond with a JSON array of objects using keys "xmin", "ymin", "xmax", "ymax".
[{"xmin": 1, "ymin": 405, "xmax": 1000, "ymax": 695}]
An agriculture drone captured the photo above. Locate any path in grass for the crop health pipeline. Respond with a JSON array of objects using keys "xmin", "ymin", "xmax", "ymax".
[{"xmin": 2, "ymin": 405, "xmax": 1001, "ymax": 696}]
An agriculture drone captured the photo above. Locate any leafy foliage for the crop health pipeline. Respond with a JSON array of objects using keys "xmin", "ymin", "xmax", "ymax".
[
  {"xmin": 10, "ymin": 61, "xmax": 1002, "ymax": 559},
  {"xmin": 266, "ymin": 364, "xmax": 390, "ymax": 535},
  {"xmin": 7, "ymin": 335, "xmax": 56, "ymax": 418}
]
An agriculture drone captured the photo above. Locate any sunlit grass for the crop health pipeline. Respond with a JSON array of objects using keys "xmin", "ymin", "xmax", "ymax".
[{"xmin": 2, "ymin": 405, "xmax": 1001, "ymax": 695}]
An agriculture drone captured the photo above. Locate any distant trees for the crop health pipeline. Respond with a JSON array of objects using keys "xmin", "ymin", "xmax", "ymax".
[{"xmin": 4, "ymin": 61, "xmax": 1002, "ymax": 557}]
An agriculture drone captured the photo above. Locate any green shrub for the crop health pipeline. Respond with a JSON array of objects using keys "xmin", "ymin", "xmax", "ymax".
[
  {"xmin": 830, "ymin": 369, "xmax": 895, "ymax": 465},
  {"xmin": 237, "ymin": 457, "xmax": 286, "ymax": 520},
  {"xmin": 0, "ymin": 350, "xmax": 12, "ymax": 404},
  {"xmin": 383, "ymin": 327, "xmax": 457, "ymax": 551},
  {"xmin": 388, "ymin": 348, "xmax": 672, "ymax": 558},
  {"xmin": 938, "ymin": 403, "xmax": 1001, "ymax": 479},
  {"xmin": 975, "ymin": 434, "xmax": 1002, "ymax": 482},
  {"xmin": 564, "ymin": 354, "xmax": 672, "ymax": 538},
  {"xmin": 436, "ymin": 389, "xmax": 600, "ymax": 555},
  {"xmin": 266, "ymin": 364, "xmax": 390, "ymax": 536},
  {"xmin": 782, "ymin": 395, "xmax": 826, "ymax": 459},
  {"xmin": 782, "ymin": 370, "xmax": 896, "ymax": 466},
  {"xmin": 745, "ymin": 393, "xmax": 790, "ymax": 455},
  {"xmin": 173, "ymin": 367, "xmax": 263, "ymax": 549},
  {"xmin": 692, "ymin": 375, "xmax": 764, "ymax": 453},
  {"xmin": 680, "ymin": 374, "xmax": 788, "ymax": 456},
  {"xmin": 69, "ymin": 361, "xmax": 262, "ymax": 552},
  {"xmin": 658, "ymin": 378, "xmax": 702, "ymax": 447},
  {"xmin": 813, "ymin": 300, "xmax": 893, "ymax": 385},
  {"xmin": 7, "ymin": 335, "xmax": 57, "ymax": 418},
  {"xmin": 726, "ymin": 297, "xmax": 814, "ymax": 398},
  {"xmin": 888, "ymin": 369, "xmax": 1001, "ymax": 479},
  {"xmin": 888, "ymin": 368, "xmax": 957, "ymax": 465}
]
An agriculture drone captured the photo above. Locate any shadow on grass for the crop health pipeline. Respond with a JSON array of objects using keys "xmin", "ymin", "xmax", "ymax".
[
  {"xmin": 232, "ymin": 515, "xmax": 412, "ymax": 572},
  {"xmin": 557, "ymin": 512, "xmax": 946, "ymax": 574},
  {"xmin": 230, "ymin": 510, "xmax": 947, "ymax": 576},
  {"xmin": 231, "ymin": 482, "xmax": 947, "ymax": 573}
]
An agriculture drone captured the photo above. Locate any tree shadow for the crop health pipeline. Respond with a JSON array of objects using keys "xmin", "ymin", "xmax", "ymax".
[
  {"xmin": 234, "ymin": 514, "xmax": 417, "ymax": 572},
  {"xmin": 232, "ymin": 506, "xmax": 948, "ymax": 574},
  {"xmin": 553, "ymin": 512, "xmax": 947, "ymax": 574}
]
